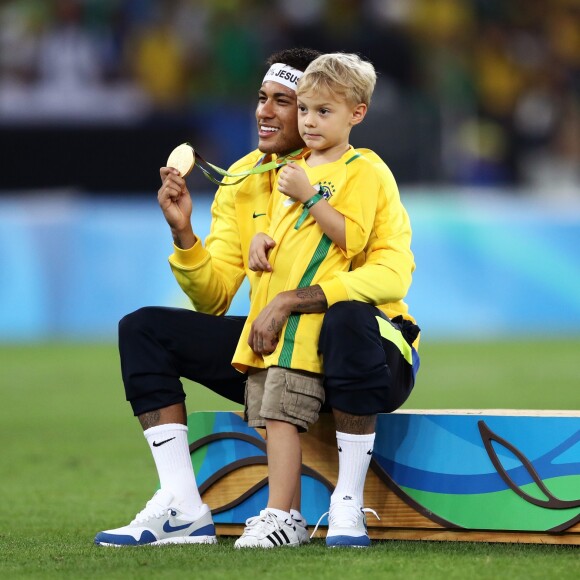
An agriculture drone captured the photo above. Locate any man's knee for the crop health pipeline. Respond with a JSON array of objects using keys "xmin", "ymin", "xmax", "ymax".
[
  {"xmin": 118, "ymin": 306, "xmax": 160, "ymax": 343},
  {"xmin": 118, "ymin": 306, "xmax": 154, "ymax": 334},
  {"xmin": 319, "ymin": 302, "xmax": 383, "ymax": 382},
  {"xmin": 320, "ymin": 302, "xmax": 415, "ymax": 414},
  {"xmin": 118, "ymin": 307, "xmax": 186, "ymax": 414},
  {"xmin": 321, "ymin": 302, "xmax": 376, "ymax": 336}
]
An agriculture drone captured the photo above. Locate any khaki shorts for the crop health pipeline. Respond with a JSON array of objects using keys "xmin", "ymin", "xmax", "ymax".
[{"xmin": 245, "ymin": 366, "xmax": 325, "ymax": 432}]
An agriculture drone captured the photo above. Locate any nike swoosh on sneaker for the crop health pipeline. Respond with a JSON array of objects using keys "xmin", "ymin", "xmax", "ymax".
[
  {"xmin": 163, "ymin": 520, "xmax": 194, "ymax": 533},
  {"xmin": 152, "ymin": 437, "xmax": 175, "ymax": 447},
  {"xmin": 252, "ymin": 211, "xmax": 266, "ymax": 218}
]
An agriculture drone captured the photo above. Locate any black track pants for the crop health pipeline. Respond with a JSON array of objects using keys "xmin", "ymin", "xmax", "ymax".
[
  {"xmin": 119, "ymin": 307, "xmax": 246, "ymax": 416},
  {"xmin": 120, "ymin": 303, "xmax": 419, "ymax": 417},
  {"xmin": 318, "ymin": 302, "xmax": 419, "ymax": 415}
]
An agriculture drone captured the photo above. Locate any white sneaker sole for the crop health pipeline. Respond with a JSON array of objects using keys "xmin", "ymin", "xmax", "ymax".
[
  {"xmin": 97, "ymin": 535, "xmax": 217, "ymax": 547},
  {"xmin": 234, "ymin": 542, "xmax": 299, "ymax": 549}
]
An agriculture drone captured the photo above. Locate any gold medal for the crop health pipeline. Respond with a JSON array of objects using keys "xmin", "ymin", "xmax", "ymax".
[
  {"xmin": 166, "ymin": 143, "xmax": 304, "ymax": 185},
  {"xmin": 166, "ymin": 143, "xmax": 195, "ymax": 177}
]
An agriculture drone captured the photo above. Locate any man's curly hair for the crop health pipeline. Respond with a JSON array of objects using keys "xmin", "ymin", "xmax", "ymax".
[{"xmin": 266, "ymin": 48, "xmax": 322, "ymax": 72}]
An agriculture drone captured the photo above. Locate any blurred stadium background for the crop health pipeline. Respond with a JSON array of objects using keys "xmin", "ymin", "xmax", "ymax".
[
  {"xmin": 2, "ymin": 5, "xmax": 580, "ymax": 574},
  {"xmin": 1, "ymin": 0, "xmax": 579, "ymax": 344}
]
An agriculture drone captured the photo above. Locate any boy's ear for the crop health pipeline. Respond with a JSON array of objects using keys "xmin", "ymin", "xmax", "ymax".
[{"xmin": 350, "ymin": 103, "xmax": 367, "ymax": 126}]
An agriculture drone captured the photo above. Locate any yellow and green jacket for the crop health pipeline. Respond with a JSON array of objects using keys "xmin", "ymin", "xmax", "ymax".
[{"xmin": 169, "ymin": 148, "xmax": 417, "ymax": 371}]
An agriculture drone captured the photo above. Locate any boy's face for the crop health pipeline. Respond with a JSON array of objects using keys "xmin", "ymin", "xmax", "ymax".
[
  {"xmin": 296, "ymin": 88, "xmax": 366, "ymax": 153},
  {"xmin": 256, "ymin": 81, "xmax": 304, "ymax": 156}
]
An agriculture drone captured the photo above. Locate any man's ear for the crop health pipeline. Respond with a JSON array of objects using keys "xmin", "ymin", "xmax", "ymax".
[{"xmin": 350, "ymin": 103, "xmax": 368, "ymax": 126}]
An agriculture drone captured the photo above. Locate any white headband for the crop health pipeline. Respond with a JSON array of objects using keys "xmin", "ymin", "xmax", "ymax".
[{"xmin": 262, "ymin": 63, "xmax": 303, "ymax": 92}]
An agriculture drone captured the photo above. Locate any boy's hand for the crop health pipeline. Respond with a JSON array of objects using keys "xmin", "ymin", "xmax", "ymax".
[
  {"xmin": 249, "ymin": 232, "xmax": 276, "ymax": 272},
  {"xmin": 277, "ymin": 163, "xmax": 317, "ymax": 203}
]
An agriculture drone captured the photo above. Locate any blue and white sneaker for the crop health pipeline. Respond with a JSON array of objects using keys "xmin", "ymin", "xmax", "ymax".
[
  {"xmin": 94, "ymin": 489, "xmax": 217, "ymax": 547},
  {"xmin": 312, "ymin": 497, "xmax": 379, "ymax": 547}
]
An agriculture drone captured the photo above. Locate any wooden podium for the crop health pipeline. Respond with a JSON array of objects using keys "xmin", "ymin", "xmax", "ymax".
[{"xmin": 186, "ymin": 410, "xmax": 580, "ymax": 545}]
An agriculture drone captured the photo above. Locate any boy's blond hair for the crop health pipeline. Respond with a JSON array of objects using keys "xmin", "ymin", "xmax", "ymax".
[{"xmin": 297, "ymin": 53, "xmax": 377, "ymax": 106}]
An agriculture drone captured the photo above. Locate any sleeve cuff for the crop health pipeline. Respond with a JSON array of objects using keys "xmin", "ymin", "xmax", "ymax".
[
  {"xmin": 168, "ymin": 239, "xmax": 209, "ymax": 270},
  {"xmin": 318, "ymin": 277, "xmax": 349, "ymax": 307}
]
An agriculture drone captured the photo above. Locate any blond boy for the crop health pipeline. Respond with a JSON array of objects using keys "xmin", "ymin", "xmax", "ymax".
[{"xmin": 233, "ymin": 53, "xmax": 385, "ymax": 548}]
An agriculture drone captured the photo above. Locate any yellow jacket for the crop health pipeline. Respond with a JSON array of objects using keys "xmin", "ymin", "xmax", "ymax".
[
  {"xmin": 169, "ymin": 149, "xmax": 273, "ymax": 315},
  {"xmin": 169, "ymin": 148, "xmax": 416, "ymax": 371},
  {"xmin": 231, "ymin": 148, "xmax": 415, "ymax": 373}
]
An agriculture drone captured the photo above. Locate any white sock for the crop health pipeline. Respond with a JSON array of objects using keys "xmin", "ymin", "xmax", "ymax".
[
  {"xmin": 290, "ymin": 508, "xmax": 306, "ymax": 525},
  {"xmin": 266, "ymin": 507, "xmax": 291, "ymax": 522},
  {"xmin": 144, "ymin": 423, "xmax": 203, "ymax": 516},
  {"xmin": 331, "ymin": 431, "xmax": 376, "ymax": 507}
]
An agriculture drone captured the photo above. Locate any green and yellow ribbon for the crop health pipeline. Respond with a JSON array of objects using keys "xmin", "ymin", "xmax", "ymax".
[{"xmin": 187, "ymin": 143, "xmax": 304, "ymax": 186}]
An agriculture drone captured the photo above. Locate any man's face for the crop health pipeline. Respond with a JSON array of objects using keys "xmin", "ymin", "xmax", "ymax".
[{"xmin": 255, "ymin": 80, "xmax": 305, "ymax": 155}]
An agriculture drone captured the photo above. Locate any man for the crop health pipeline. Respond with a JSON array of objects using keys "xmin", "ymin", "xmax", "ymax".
[{"xmin": 94, "ymin": 48, "xmax": 419, "ymax": 548}]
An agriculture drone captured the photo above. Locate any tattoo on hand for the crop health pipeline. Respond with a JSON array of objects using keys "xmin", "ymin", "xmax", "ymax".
[{"xmin": 267, "ymin": 316, "xmax": 287, "ymax": 334}]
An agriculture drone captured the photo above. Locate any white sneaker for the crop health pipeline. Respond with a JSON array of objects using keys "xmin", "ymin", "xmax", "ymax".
[
  {"xmin": 312, "ymin": 497, "xmax": 379, "ymax": 548},
  {"xmin": 234, "ymin": 510, "xmax": 300, "ymax": 549},
  {"xmin": 94, "ymin": 489, "xmax": 217, "ymax": 546},
  {"xmin": 291, "ymin": 513, "xmax": 310, "ymax": 545}
]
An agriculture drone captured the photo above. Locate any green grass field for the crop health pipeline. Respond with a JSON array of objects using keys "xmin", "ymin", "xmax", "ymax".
[{"xmin": 1, "ymin": 339, "xmax": 579, "ymax": 579}]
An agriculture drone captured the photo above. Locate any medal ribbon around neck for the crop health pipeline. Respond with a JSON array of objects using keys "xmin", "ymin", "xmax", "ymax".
[{"xmin": 167, "ymin": 143, "xmax": 304, "ymax": 186}]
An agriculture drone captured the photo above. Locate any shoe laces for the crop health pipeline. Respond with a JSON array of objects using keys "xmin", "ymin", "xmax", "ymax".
[
  {"xmin": 131, "ymin": 491, "xmax": 172, "ymax": 524},
  {"xmin": 243, "ymin": 510, "xmax": 287, "ymax": 535},
  {"xmin": 310, "ymin": 503, "xmax": 380, "ymax": 538}
]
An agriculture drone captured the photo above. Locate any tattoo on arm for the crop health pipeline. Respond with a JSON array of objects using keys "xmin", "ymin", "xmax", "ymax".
[
  {"xmin": 172, "ymin": 232, "xmax": 185, "ymax": 249},
  {"xmin": 171, "ymin": 228, "xmax": 197, "ymax": 250},
  {"xmin": 294, "ymin": 285, "xmax": 328, "ymax": 313}
]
